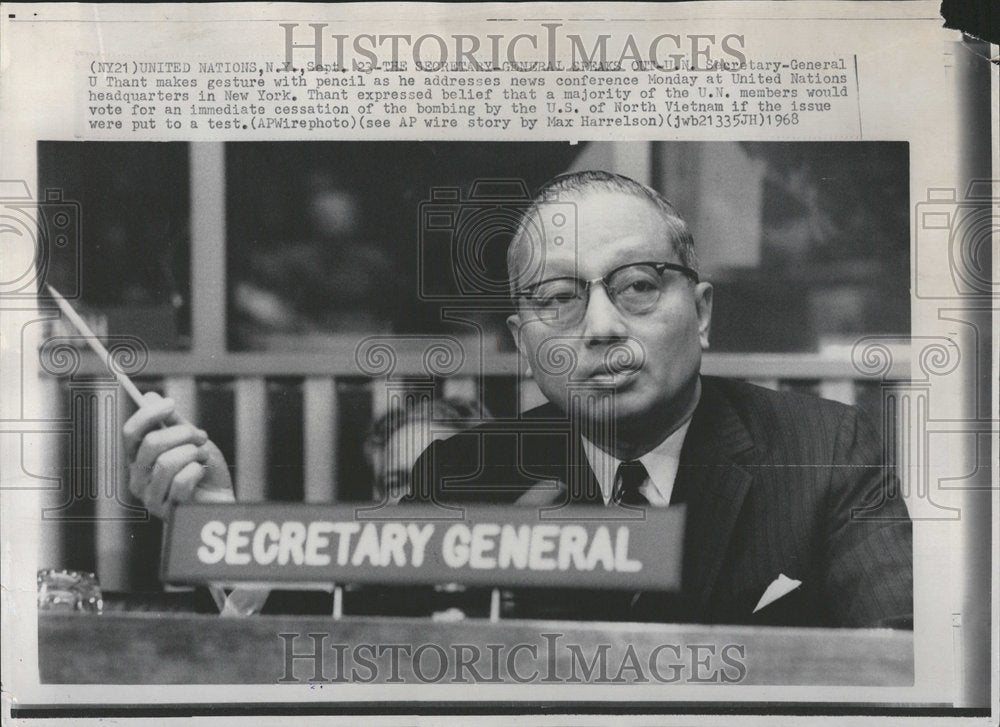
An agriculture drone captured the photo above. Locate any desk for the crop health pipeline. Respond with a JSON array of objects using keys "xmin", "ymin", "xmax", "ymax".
[{"xmin": 38, "ymin": 612, "xmax": 913, "ymax": 686}]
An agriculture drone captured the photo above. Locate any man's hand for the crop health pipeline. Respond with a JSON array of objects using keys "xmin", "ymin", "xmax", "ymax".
[{"xmin": 123, "ymin": 392, "xmax": 234, "ymax": 519}]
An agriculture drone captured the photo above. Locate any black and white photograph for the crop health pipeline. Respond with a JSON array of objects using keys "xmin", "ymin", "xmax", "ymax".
[
  {"xmin": 0, "ymin": 3, "xmax": 994, "ymax": 724},
  {"xmin": 20, "ymin": 139, "xmax": 927, "ymax": 692}
]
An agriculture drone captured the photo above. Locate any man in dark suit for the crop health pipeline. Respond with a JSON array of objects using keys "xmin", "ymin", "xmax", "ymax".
[{"xmin": 407, "ymin": 170, "xmax": 912, "ymax": 629}]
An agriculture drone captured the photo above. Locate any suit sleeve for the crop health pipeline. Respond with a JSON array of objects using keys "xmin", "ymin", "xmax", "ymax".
[{"xmin": 822, "ymin": 406, "xmax": 913, "ymax": 628}]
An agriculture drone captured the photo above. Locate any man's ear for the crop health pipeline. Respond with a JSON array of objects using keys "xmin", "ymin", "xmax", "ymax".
[
  {"xmin": 694, "ymin": 282, "xmax": 713, "ymax": 350},
  {"xmin": 506, "ymin": 312, "xmax": 532, "ymax": 378}
]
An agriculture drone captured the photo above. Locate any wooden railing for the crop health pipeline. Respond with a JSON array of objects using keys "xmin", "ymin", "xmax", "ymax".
[
  {"xmin": 61, "ymin": 348, "xmax": 909, "ymax": 500},
  {"xmin": 38, "ymin": 343, "xmax": 911, "ymax": 591}
]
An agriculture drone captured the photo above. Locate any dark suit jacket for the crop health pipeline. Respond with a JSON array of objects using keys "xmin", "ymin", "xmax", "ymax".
[{"xmin": 408, "ymin": 376, "xmax": 913, "ymax": 628}]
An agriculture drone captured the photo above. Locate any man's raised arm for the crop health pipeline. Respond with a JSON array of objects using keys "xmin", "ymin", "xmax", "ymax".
[{"xmin": 122, "ymin": 392, "xmax": 235, "ymax": 519}]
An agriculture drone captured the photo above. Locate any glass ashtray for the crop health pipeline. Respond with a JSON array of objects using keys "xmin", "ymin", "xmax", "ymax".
[{"xmin": 37, "ymin": 569, "xmax": 103, "ymax": 613}]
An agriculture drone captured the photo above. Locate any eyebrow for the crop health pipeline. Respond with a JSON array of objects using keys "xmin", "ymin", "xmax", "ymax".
[
  {"xmin": 517, "ymin": 260, "xmax": 697, "ymax": 292},
  {"xmin": 513, "ymin": 259, "xmax": 577, "ymax": 286}
]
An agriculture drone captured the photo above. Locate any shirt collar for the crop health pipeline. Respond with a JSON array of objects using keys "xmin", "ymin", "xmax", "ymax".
[{"xmin": 580, "ymin": 417, "xmax": 694, "ymax": 506}]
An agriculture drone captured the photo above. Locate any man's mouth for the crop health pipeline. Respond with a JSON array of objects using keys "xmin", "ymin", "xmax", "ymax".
[
  {"xmin": 584, "ymin": 364, "xmax": 641, "ymax": 386},
  {"xmin": 569, "ymin": 342, "xmax": 645, "ymax": 386}
]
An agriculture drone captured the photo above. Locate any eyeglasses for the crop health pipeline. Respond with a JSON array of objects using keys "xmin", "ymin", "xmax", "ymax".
[{"xmin": 515, "ymin": 261, "xmax": 699, "ymax": 329}]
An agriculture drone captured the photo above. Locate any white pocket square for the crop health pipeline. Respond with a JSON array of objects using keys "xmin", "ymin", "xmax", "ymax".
[{"xmin": 753, "ymin": 574, "xmax": 802, "ymax": 613}]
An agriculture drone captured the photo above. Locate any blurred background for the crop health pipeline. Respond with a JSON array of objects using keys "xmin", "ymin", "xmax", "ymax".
[
  {"xmin": 39, "ymin": 140, "xmax": 909, "ymax": 352},
  {"xmin": 36, "ymin": 140, "xmax": 910, "ymax": 591}
]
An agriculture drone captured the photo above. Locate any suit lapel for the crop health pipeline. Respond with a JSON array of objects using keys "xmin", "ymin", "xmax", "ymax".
[
  {"xmin": 519, "ymin": 379, "xmax": 759, "ymax": 565},
  {"xmin": 672, "ymin": 378, "xmax": 756, "ymax": 616},
  {"xmin": 517, "ymin": 403, "xmax": 603, "ymax": 506},
  {"xmin": 568, "ymin": 417, "xmax": 604, "ymax": 505}
]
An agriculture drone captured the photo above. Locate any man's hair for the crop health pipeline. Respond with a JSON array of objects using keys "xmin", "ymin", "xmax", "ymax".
[
  {"xmin": 363, "ymin": 395, "xmax": 492, "ymax": 462},
  {"xmin": 507, "ymin": 170, "xmax": 697, "ymax": 293}
]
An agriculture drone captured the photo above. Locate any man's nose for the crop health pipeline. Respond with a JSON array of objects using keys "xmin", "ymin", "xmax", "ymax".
[{"xmin": 580, "ymin": 283, "xmax": 628, "ymax": 345}]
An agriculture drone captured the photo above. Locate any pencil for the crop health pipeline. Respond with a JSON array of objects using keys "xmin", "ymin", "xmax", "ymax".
[
  {"xmin": 46, "ymin": 285, "xmax": 147, "ymax": 406},
  {"xmin": 46, "ymin": 285, "xmax": 229, "ymax": 612}
]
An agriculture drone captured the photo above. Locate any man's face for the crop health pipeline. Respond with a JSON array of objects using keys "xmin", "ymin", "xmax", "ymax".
[
  {"xmin": 507, "ymin": 190, "xmax": 713, "ymax": 440},
  {"xmin": 373, "ymin": 422, "xmax": 457, "ymax": 503}
]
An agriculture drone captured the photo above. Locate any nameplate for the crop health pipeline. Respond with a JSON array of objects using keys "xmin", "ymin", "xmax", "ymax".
[{"xmin": 161, "ymin": 504, "xmax": 685, "ymax": 590}]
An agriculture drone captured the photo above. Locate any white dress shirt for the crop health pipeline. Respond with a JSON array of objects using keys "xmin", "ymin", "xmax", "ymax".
[{"xmin": 580, "ymin": 417, "xmax": 693, "ymax": 506}]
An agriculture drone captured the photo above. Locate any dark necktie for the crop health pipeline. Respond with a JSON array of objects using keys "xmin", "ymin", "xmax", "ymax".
[{"xmin": 612, "ymin": 460, "xmax": 650, "ymax": 505}]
